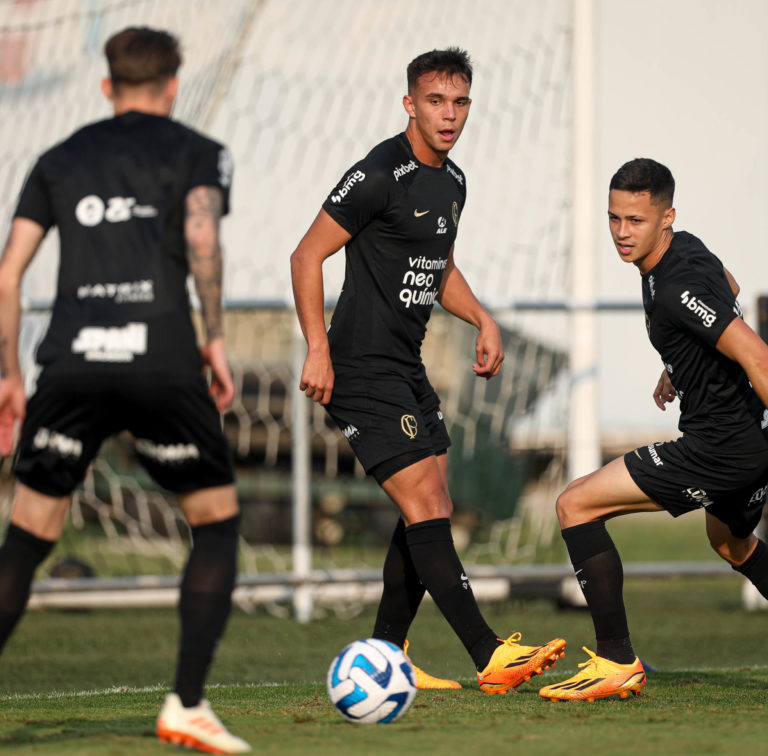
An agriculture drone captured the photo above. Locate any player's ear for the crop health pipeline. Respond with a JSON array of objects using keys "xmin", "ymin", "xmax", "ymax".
[
  {"xmin": 662, "ymin": 206, "xmax": 676, "ymax": 229},
  {"xmin": 403, "ymin": 94, "xmax": 415, "ymax": 118},
  {"xmin": 101, "ymin": 78, "xmax": 114, "ymax": 101}
]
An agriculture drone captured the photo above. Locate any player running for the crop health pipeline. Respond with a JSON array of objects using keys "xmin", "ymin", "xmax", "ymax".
[
  {"xmin": 0, "ymin": 27, "xmax": 249, "ymax": 752},
  {"xmin": 539, "ymin": 158, "xmax": 768, "ymax": 702},
  {"xmin": 291, "ymin": 47, "xmax": 565, "ymax": 693}
]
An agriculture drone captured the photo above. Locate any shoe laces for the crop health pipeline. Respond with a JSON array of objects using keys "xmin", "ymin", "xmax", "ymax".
[
  {"xmin": 577, "ymin": 647, "xmax": 599, "ymax": 671},
  {"xmin": 498, "ymin": 632, "xmax": 523, "ymax": 647}
]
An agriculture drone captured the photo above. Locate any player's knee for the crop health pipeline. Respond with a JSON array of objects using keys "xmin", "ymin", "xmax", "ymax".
[
  {"xmin": 709, "ymin": 534, "xmax": 754, "ymax": 566},
  {"xmin": 555, "ymin": 484, "xmax": 580, "ymax": 527}
]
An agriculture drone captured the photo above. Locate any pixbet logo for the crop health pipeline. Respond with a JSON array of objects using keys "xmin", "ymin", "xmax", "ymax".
[
  {"xmin": 75, "ymin": 195, "xmax": 158, "ymax": 227},
  {"xmin": 680, "ymin": 290, "xmax": 717, "ymax": 328},
  {"xmin": 330, "ymin": 170, "xmax": 365, "ymax": 203},
  {"xmin": 393, "ymin": 160, "xmax": 418, "ymax": 181}
]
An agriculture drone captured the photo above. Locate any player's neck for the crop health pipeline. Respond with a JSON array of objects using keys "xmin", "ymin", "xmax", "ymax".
[
  {"xmin": 112, "ymin": 97, "xmax": 173, "ymax": 117},
  {"xmin": 636, "ymin": 228, "xmax": 674, "ymax": 275},
  {"xmin": 404, "ymin": 126, "xmax": 447, "ymax": 168}
]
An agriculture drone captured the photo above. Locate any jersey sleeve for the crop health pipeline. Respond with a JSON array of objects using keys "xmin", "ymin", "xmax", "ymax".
[
  {"xmin": 188, "ymin": 140, "xmax": 233, "ymax": 216},
  {"xmin": 659, "ymin": 281, "xmax": 738, "ymax": 348},
  {"xmin": 14, "ymin": 158, "xmax": 55, "ymax": 231},
  {"xmin": 321, "ymin": 158, "xmax": 391, "ymax": 236}
]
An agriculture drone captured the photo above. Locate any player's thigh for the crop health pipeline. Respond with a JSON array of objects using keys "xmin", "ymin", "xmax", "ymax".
[
  {"xmin": 381, "ymin": 455, "xmax": 451, "ymax": 526},
  {"xmin": 10, "ymin": 483, "xmax": 70, "ymax": 541},
  {"xmin": 556, "ymin": 456, "xmax": 662, "ymax": 527},
  {"xmin": 178, "ymin": 484, "xmax": 239, "ymax": 527},
  {"xmin": 704, "ymin": 510, "xmax": 757, "ymax": 565},
  {"xmin": 125, "ymin": 373, "xmax": 234, "ymax": 495}
]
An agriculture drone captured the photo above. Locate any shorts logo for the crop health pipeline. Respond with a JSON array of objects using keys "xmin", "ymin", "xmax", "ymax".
[
  {"xmin": 400, "ymin": 414, "xmax": 418, "ymax": 439},
  {"xmin": 761, "ymin": 410, "xmax": 768, "ymax": 430},
  {"xmin": 330, "ymin": 170, "xmax": 365, "ymax": 203},
  {"xmin": 680, "ymin": 290, "xmax": 717, "ymax": 328},
  {"xmin": 683, "ymin": 487, "xmax": 713, "ymax": 507},
  {"xmin": 71, "ymin": 322, "xmax": 147, "ymax": 362},
  {"xmin": 647, "ymin": 443, "xmax": 664, "ymax": 466},
  {"xmin": 135, "ymin": 439, "xmax": 200, "ymax": 464},
  {"xmin": 341, "ymin": 424, "xmax": 360, "ymax": 443},
  {"xmin": 452, "ymin": 201, "xmax": 459, "ymax": 226},
  {"xmin": 32, "ymin": 427, "xmax": 82, "ymax": 459},
  {"xmin": 393, "ymin": 160, "xmax": 418, "ymax": 181},
  {"xmin": 748, "ymin": 484, "xmax": 768, "ymax": 506}
]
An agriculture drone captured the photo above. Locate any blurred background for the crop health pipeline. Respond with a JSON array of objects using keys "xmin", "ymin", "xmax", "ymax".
[{"xmin": 1, "ymin": 0, "xmax": 765, "ymax": 616}]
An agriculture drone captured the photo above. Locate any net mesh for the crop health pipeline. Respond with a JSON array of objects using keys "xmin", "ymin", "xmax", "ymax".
[{"xmin": 0, "ymin": 0, "xmax": 573, "ymax": 596}]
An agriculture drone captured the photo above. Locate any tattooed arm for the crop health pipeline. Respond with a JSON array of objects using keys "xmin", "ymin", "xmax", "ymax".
[
  {"xmin": 0, "ymin": 218, "xmax": 46, "ymax": 454},
  {"xmin": 184, "ymin": 185, "xmax": 234, "ymax": 411}
]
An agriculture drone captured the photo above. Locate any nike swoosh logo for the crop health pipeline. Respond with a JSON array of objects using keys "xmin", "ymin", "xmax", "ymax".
[{"xmin": 414, "ymin": 209, "xmax": 430, "ymax": 217}]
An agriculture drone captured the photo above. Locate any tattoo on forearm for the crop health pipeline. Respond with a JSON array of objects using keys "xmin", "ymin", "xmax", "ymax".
[{"xmin": 185, "ymin": 186, "xmax": 224, "ymax": 340}]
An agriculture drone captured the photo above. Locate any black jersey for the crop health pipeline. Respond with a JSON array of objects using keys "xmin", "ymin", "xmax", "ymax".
[
  {"xmin": 322, "ymin": 132, "xmax": 466, "ymax": 372},
  {"xmin": 642, "ymin": 231, "xmax": 768, "ymax": 449},
  {"xmin": 14, "ymin": 111, "xmax": 232, "ymax": 374}
]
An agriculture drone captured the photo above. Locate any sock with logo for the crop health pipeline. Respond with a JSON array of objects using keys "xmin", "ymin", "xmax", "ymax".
[
  {"xmin": 372, "ymin": 518, "xmax": 425, "ymax": 648},
  {"xmin": 0, "ymin": 523, "xmax": 56, "ymax": 653},
  {"xmin": 405, "ymin": 518, "xmax": 500, "ymax": 671},
  {"xmin": 732, "ymin": 538, "xmax": 768, "ymax": 598},
  {"xmin": 174, "ymin": 515, "xmax": 239, "ymax": 708},
  {"xmin": 561, "ymin": 521, "xmax": 635, "ymax": 664}
]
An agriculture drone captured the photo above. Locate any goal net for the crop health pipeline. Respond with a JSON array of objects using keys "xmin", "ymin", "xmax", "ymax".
[{"xmin": 0, "ymin": 0, "xmax": 574, "ymax": 608}]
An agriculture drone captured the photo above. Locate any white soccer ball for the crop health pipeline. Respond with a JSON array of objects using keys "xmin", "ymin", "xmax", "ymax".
[{"xmin": 327, "ymin": 638, "xmax": 416, "ymax": 724}]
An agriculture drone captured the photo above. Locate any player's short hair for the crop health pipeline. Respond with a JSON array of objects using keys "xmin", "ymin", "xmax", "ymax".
[
  {"xmin": 407, "ymin": 47, "xmax": 472, "ymax": 92},
  {"xmin": 105, "ymin": 27, "xmax": 181, "ymax": 92},
  {"xmin": 609, "ymin": 158, "xmax": 675, "ymax": 207}
]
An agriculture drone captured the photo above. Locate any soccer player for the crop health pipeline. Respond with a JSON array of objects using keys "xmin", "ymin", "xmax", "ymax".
[
  {"xmin": 539, "ymin": 158, "xmax": 768, "ymax": 702},
  {"xmin": 0, "ymin": 27, "xmax": 249, "ymax": 753},
  {"xmin": 291, "ymin": 48, "xmax": 566, "ymax": 693}
]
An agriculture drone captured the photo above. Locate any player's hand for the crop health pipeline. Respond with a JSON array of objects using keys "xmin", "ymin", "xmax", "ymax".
[
  {"xmin": 472, "ymin": 317, "xmax": 504, "ymax": 380},
  {"xmin": 653, "ymin": 369, "xmax": 676, "ymax": 410},
  {"xmin": 0, "ymin": 376, "xmax": 26, "ymax": 456},
  {"xmin": 300, "ymin": 350, "xmax": 334, "ymax": 405},
  {"xmin": 200, "ymin": 337, "xmax": 236, "ymax": 412}
]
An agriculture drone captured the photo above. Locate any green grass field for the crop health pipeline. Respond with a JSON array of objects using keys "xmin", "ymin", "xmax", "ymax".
[{"xmin": 1, "ymin": 512, "xmax": 767, "ymax": 755}]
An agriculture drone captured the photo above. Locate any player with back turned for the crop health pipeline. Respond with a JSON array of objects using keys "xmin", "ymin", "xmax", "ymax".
[
  {"xmin": 291, "ymin": 47, "xmax": 566, "ymax": 693},
  {"xmin": 539, "ymin": 158, "xmax": 768, "ymax": 702},
  {"xmin": 0, "ymin": 27, "xmax": 249, "ymax": 753}
]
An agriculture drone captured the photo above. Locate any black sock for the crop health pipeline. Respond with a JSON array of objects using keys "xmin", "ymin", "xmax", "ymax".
[
  {"xmin": 372, "ymin": 518, "xmax": 425, "ymax": 648},
  {"xmin": 733, "ymin": 539, "xmax": 768, "ymax": 598},
  {"xmin": 405, "ymin": 518, "xmax": 499, "ymax": 671},
  {"xmin": 174, "ymin": 515, "xmax": 239, "ymax": 708},
  {"xmin": 0, "ymin": 524, "xmax": 55, "ymax": 653},
  {"xmin": 561, "ymin": 521, "xmax": 635, "ymax": 664}
]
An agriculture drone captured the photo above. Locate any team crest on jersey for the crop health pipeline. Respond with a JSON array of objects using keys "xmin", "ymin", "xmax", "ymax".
[
  {"xmin": 452, "ymin": 201, "xmax": 459, "ymax": 227},
  {"xmin": 400, "ymin": 415, "xmax": 418, "ymax": 439}
]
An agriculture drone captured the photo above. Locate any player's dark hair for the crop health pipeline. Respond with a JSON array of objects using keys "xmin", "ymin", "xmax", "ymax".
[
  {"xmin": 407, "ymin": 47, "xmax": 472, "ymax": 91},
  {"xmin": 609, "ymin": 158, "xmax": 675, "ymax": 207},
  {"xmin": 105, "ymin": 27, "xmax": 181, "ymax": 92}
]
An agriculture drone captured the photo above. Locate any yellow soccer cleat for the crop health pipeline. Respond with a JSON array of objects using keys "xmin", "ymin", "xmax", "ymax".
[
  {"xmin": 477, "ymin": 632, "xmax": 566, "ymax": 695},
  {"xmin": 539, "ymin": 647, "xmax": 646, "ymax": 702},
  {"xmin": 403, "ymin": 639, "xmax": 462, "ymax": 689}
]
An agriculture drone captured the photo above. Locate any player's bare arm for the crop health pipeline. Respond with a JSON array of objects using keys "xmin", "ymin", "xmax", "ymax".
[
  {"xmin": 715, "ymin": 317, "xmax": 768, "ymax": 409},
  {"xmin": 0, "ymin": 218, "xmax": 45, "ymax": 455},
  {"xmin": 723, "ymin": 266, "xmax": 740, "ymax": 297},
  {"xmin": 653, "ymin": 368, "xmax": 677, "ymax": 410},
  {"xmin": 184, "ymin": 185, "xmax": 234, "ymax": 411},
  {"xmin": 436, "ymin": 245, "xmax": 503, "ymax": 379},
  {"xmin": 290, "ymin": 209, "xmax": 351, "ymax": 404}
]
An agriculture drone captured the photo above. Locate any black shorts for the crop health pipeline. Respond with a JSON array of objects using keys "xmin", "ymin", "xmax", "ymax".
[
  {"xmin": 14, "ymin": 369, "xmax": 234, "ymax": 497},
  {"xmin": 624, "ymin": 435, "xmax": 768, "ymax": 538},
  {"xmin": 325, "ymin": 367, "xmax": 451, "ymax": 477}
]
